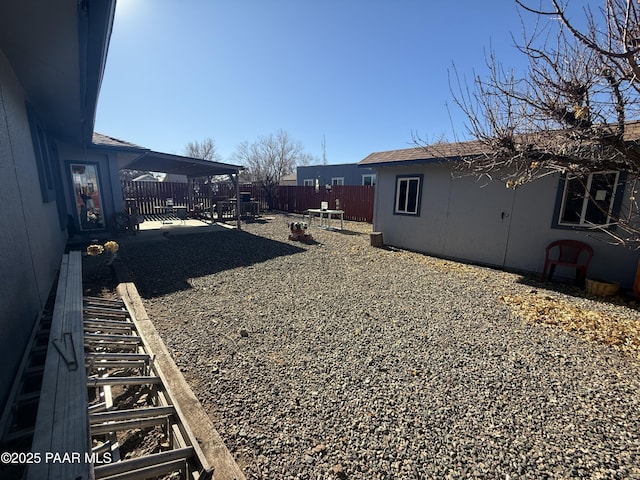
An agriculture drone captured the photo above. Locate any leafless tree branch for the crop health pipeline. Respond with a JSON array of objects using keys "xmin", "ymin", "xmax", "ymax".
[{"xmin": 418, "ymin": 0, "xmax": 640, "ymax": 246}]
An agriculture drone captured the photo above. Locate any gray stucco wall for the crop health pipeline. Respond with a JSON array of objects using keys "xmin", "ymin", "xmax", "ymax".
[
  {"xmin": 0, "ymin": 50, "xmax": 67, "ymax": 410},
  {"xmin": 373, "ymin": 163, "xmax": 638, "ymax": 288}
]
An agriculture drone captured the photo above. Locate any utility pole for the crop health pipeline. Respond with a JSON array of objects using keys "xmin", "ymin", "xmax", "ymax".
[{"xmin": 321, "ymin": 135, "xmax": 328, "ymax": 165}]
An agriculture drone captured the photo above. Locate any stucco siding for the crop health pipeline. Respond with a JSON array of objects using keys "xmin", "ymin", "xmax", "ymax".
[
  {"xmin": 0, "ymin": 50, "xmax": 67, "ymax": 409},
  {"xmin": 502, "ymin": 176, "xmax": 556, "ymax": 273},
  {"xmin": 373, "ymin": 163, "xmax": 639, "ymax": 289}
]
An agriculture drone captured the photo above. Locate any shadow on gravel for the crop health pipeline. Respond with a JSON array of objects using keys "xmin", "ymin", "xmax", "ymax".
[
  {"xmin": 119, "ymin": 229, "xmax": 305, "ymax": 298},
  {"xmin": 516, "ymin": 273, "xmax": 637, "ymax": 307},
  {"xmin": 332, "ymin": 229, "xmax": 364, "ymax": 236}
]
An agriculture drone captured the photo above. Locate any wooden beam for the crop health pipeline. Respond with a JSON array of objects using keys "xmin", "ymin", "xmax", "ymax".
[
  {"xmin": 96, "ymin": 459, "xmax": 188, "ymax": 480},
  {"xmin": 83, "ymin": 305, "xmax": 129, "ymax": 317},
  {"xmin": 87, "ymin": 376, "xmax": 161, "ymax": 387},
  {"xmin": 93, "ymin": 447, "xmax": 193, "ymax": 479},
  {"xmin": 84, "ymin": 324, "xmax": 133, "ymax": 335},
  {"xmin": 84, "ymin": 318, "xmax": 134, "ymax": 328},
  {"xmin": 86, "ymin": 360, "xmax": 147, "ymax": 369},
  {"xmin": 84, "ymin": 333, "xmax": 142, "ymax": 343},
  {"xmin": 86, "ymin": 353, "xmax": 149, "ymax": 361},
  {"xmin": 91, "ymin": 416, "xmax": 168, "ymax": 435},
  {"xmin": 27, "ymin": 252, "xmax": 90, "ymax": 480},
  {"xmin": 90, "ymin": 405, "xmax": 175, "ymax": 424},
  {"xmin": 85, "ymin": 341, "xmax": 140, "ymax": 351},
  {"xmin": 84, "ymin": 296, "xmax": 126, "ymax": 306}
]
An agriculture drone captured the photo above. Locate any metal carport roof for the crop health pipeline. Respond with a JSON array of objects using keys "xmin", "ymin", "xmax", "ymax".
[
  {"xmin": 92, "ymin": 133, "xmax": 243, "ymax": 178},
  {"xmin": 122, "ymin": 150, "xmax": 243, "ymax": 177}
]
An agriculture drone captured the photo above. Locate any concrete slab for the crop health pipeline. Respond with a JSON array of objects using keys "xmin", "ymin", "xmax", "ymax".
[
  {"xmin": 137, "ymin": 218, "xmax": 233, "ymax": 234},
  {"xmin": 115, "ymin": 220, "xmax": 233, "ymax": 244}
]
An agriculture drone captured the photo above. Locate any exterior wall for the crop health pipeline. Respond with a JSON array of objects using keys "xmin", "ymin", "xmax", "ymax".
[
  {"xmin": 373, "ymin": 163, "xmax": 638, "ymax": 288},
  {"xmin": 0, "ymin": 50, "xmax": 67, "ymax": 409},
  {"xmin": 297, "ymin": 164, "xmax": 376, "ymax": 186}
]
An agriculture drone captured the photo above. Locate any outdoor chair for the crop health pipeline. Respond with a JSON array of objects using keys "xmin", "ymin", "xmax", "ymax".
[
  {"xmin": 542, "ymin": 239, "xmax": 594, "ymax": 287},
  {"xmin": 175, "ymin": 206, "xmax": 187, "ymax": 225}
]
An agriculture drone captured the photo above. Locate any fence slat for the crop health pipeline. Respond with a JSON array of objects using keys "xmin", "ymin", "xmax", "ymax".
[{"xmin": 120, "ymin": 181, "xmax": 374, "ymax": 223}]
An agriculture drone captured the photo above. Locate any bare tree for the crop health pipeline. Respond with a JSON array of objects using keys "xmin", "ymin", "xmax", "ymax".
[
  {"xmin": 184, "ymin": 137, "xmax": 221, "ymax": 161},
  {"xmin": 231, "ymin": 130, "xmax": 304, "ymax": 208},
  {"xmin": 436, "ymin": 0, "xmax": 640, "ymax": 246},
  {"xmin": 298, "ymin": 152, "xmax": 320, "ymax": 166}
]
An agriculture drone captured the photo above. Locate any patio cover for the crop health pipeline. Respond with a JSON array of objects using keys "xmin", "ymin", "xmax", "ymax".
[
  {"xmin": 92, "ymin": 133, "xmax": 243, "ymax": 178},
  {"xmin": 122, "ymin": 151, "xmax": 242, "ymax": 178}
]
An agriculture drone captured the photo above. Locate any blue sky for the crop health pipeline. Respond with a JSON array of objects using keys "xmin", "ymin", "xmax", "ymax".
[{"xmin": 94, "ymin": 1, "xmax": 534, "ymax": 165}]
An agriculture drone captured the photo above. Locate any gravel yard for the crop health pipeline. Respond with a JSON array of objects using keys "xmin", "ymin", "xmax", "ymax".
[{"xmin": 119, "ymin": 213, "xmax": 640, "ymax": 479}]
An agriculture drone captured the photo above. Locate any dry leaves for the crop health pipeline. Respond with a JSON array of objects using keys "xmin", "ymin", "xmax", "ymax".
[{"xmin": 500, "ymin": 294, "xmax": 640, "ymax": 359}]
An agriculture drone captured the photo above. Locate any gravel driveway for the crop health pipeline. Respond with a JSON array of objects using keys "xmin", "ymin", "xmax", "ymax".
[{"xmin": 120, "ymin": 213, "xmax": 640, "ymax": 479}]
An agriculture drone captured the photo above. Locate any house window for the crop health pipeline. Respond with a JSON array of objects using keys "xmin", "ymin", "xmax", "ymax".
[
  {"xmin": 303, "ymin": 179, "xmax": 314, "ymax": 186},
  {"xmin": 26, "ymin": 104, "xmax": 56, "ymax": 203},
  {"xmin": 557, "ymin": 171, "xmax": 620, "ymax": 227},
  {"xmin": 394, "ymin": 175, "xmax": 423, "ymax": 215},
  {"xmin": 362, "ymin": 174, "xmax": 376, "ymax": 186},
  {"xmin": 331, "ymin": 177, "xmax": 344, "ymax": 186}
]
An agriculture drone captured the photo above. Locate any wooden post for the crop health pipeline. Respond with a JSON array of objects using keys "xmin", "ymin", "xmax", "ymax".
[
  {"xmin": 235, "ymin": 170, "xmax": 241, "ymax": 230},
  {"xmin": 370, "ymin": 231, "xmax": 384, "ymax": 248},
  {"xmin": 634, "ymin": 257, "xmax": 640, "ymax": 299}
]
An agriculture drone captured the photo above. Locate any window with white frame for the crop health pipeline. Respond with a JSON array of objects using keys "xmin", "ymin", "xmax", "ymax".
[
  {"xmin": 557, "ymin": 171, "xmax": 620, "ymax": 227},
  {"xmin": 303, "ymin": 179, "xmax": 314, "ymax": 186},
  {"xmin": 362, "ymin": 174, "xmax": 376, "ymax": 186},
  {"xmin": 394, "ymin": 175, "xmax": 423, "ymax": 215},
  {"xmin": 331, "ymin": 177, "xmax": 344, "ymax": 186}
]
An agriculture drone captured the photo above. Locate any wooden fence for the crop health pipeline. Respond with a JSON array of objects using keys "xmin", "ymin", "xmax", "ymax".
[
  {"xmin": 120, "ymin": 181, "xmax": 374, "ymax": 223},
  {"xmin": 273, "ymin": 185, "xmax": 375, "ymax": 223}
]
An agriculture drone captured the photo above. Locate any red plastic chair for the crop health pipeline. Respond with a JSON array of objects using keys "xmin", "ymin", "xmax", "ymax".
[{"xmin": 542, "ymin": 239, "xmax": 594, "ymax": 287}]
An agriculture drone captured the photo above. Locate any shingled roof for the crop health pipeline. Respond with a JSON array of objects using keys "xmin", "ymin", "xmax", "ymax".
[
  {"xmin": 359, "ymin": 140, "xmax": 490, "ymax": 167},
  {"xmin": 92, "ymin": 132, "xmax": 146, "ymax": 150},
  {"xmin": 360, "ymin": 121, "xmax": 640, "ymax": 168}
]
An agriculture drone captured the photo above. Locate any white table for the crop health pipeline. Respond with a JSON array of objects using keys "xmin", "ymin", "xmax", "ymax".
[{"xmin": 305, "ymin": 208, "xmax": 344, "ymax": 230}]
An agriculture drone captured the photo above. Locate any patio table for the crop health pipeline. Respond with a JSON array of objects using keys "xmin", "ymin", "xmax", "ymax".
[{"xmin": 305, "ymin": 208, "xmax": 344, "ymax": 230}]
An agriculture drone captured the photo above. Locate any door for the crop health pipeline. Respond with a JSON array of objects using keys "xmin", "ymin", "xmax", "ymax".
[
  {"xmin": 70, "ymin": 163, "xmax": 106, "ymax": 231},
  {"xmin": 443, "ymin": 176, "xmax": 515, "ymax": 267}
]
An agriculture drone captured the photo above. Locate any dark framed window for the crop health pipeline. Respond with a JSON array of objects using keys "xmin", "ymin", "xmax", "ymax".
[
  {"xmin": 556, "ymin": 171, "xmax": 622, "ymax": 228},
  {"xmin": 394, "ymin": 174, "xmax": 423, "ymax": 216},
  {"xmin": 362, "ymin": 174, "xmax": 376, "ymax": 186},
  {"xmin": 26, "ymin": 103, "xmax": 56, "ymax": 203}
]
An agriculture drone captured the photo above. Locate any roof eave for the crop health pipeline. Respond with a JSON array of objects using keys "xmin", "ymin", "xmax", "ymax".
[
  {"xmin": 0, "ymin": 0, "xmax": 116, "ymax": 145},
  {"xmin": 359, "ymin": 158, "xmax": 455, "ymax": 168},
  {"xmin": 80, "ymin": 0, "xmax": 117, "ymax": 145}
]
